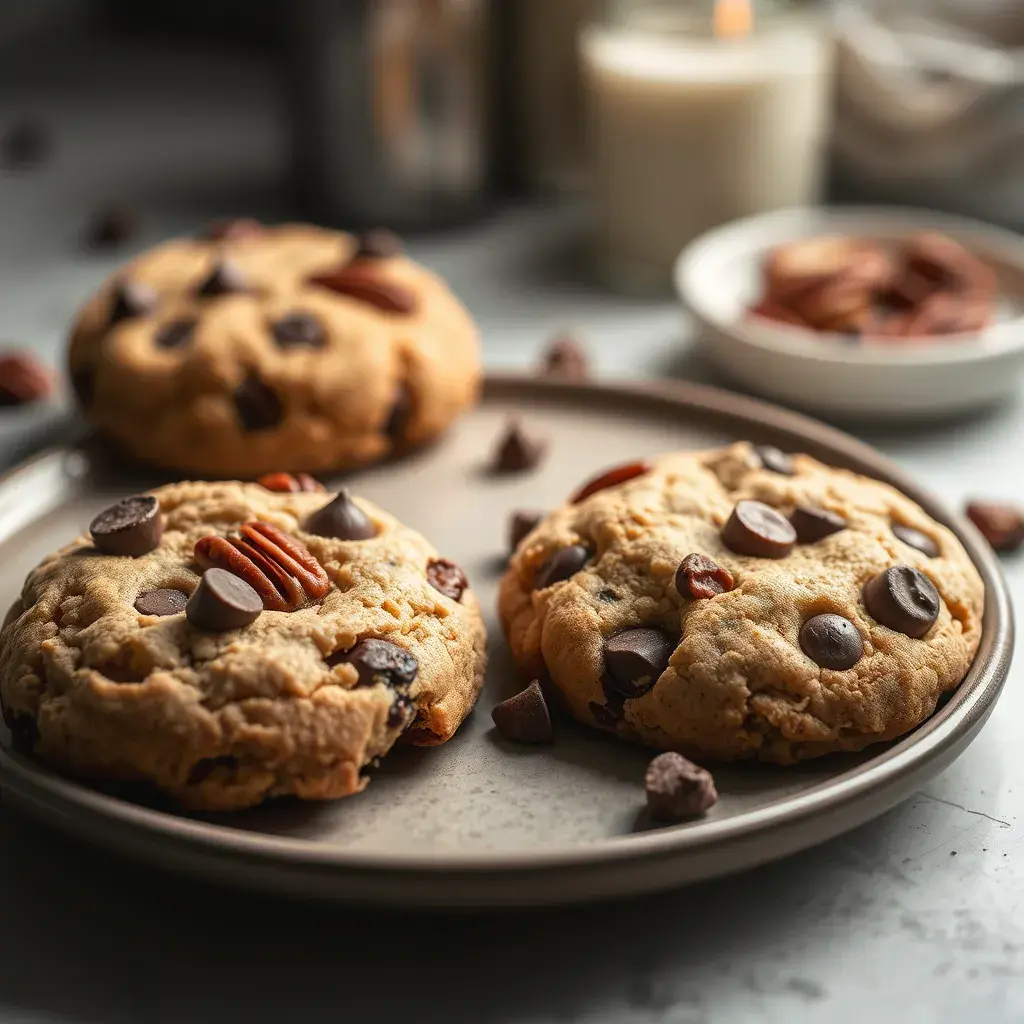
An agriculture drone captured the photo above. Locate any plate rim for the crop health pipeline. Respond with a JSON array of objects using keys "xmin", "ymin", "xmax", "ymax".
[{"xmin": 0, "ymin": 374, "xmax": 1013, "ymax": 887}]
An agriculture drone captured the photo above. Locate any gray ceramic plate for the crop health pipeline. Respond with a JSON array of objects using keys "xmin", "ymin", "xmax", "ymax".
[{"xmin": 0, "ymin": 376, "xmax": 1012, "ymax": 907}]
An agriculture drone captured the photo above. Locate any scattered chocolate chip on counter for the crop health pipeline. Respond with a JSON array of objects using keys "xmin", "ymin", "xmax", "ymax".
[
  {"xmin": 540, "ymin": 332, "xmax": 589, "ymax": 381},
  {"xmin": 491, "ymin": 680, "xmax": 552, "ymax": 743},
  {"xmin": 0, "ymin": 350, "xmax": 53, "ymax": 407},
  {"xmin": 0, "ymin": 118, "xmax": 51, "ymax": 169},
  {"xmin": 645, "ymin": 752, "xmax": 718, "ymax": 821},
  {"xmin": 965, "ymin": 500, "xmax": 1024, "ymax": 553},
  {"xmin": 90, "ymin": 495, "xmax": 164, "ymax": 557},
  {"xmin": 186, "ymin": 568, "xmax": 262, "ymax": 631},
  {"xmin": 491, "ymin": 418, "xmax": 548, "ymax": 474},
  {"xmin": 83, "ymin": 205, "xmax": 140, "ymax": 250}
]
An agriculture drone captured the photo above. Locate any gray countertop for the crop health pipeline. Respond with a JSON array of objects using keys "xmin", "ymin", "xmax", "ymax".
[{"xmin": 1, "ymin": 26, "xmax": 1023, "ymax": 1024}]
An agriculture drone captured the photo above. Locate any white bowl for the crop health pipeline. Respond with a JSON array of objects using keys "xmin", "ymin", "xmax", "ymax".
[{"xmin": 674, "ymin": 206, "xmax": 1024, "ymax": 420}]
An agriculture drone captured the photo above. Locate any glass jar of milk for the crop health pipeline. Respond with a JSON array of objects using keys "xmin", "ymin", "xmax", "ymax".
[{"xmin": 582, "ymin": 0, "xmax": 833, "ymax": 294}]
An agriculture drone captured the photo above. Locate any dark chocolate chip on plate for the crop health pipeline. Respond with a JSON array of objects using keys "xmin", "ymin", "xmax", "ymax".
[
  {"xmin": 491, "ymin": 680, "xmax": 552, "ymax": 744},
  {"xmin": 509, "ymin": 509, "xmax": 545, "ymax": 554},
  {"xmin": 892, "ymin": 524, "xmax": 940, "ymax": 558},
  {"xmin": 427, "ymin": 558, "xmax": 468, "ymax": 602},
  {"xmin": 331, "ymin": 638, "xmax": 418, "ymax": 691},
  {"xmin": 186, "ymin": 568, "xmax": 262, "ymax": 631},
  {"xmin": 1, "ymin": 118, "xmax": 51, "ymax": 169},
  {"xmin": 799, "ymin": 613, "xmax": 863, "ymax": 670},
  {"xmin": 863, "ymin": 565, "xmax": 940, "ymax": 639},
  {"xmin": 791, "ymin": 505, "xmax": 847, "ymax": 543},
  {"xmin": 534, "ymin": 544, "xmax": 590, "ymax": 590},
  {"xmin": 491, "ymin": 419, "xmax": 547, "ymax": 474},
  {"xmin": 272, "ymin": 312, "xmax": 325, "ymax": 349},
  {"xmin": 135, "ymin": 588, "xmax": 188, "ymax": 617},
  {"xmin": 752, "ymin": 444, "xmax": 794, "ymax": 476},
  {"xmin": 197, "ymin": 259, "xmax": 250, "ymax": 297},
  {"xmin": 305, "ymin": 490, "xmax": 376, "ymax": 540},
  {"xmin": 721, "ymin": 500, "xmax": 796, "ymax": 559},
  {"xmin": 110, "ymin": 280, "xmax": 158, "ymax": 325},
  {"xmin": 965, "ymin": 500, "xmax": 1024, "ymax": 553},
  {"xmin": 234, "ymin": 376, "xmax": 282, "ymax": 432},
  {"xmin": 604, "ymin": 627, "xmax": 675, "ymax": 700},
  {"xmin": 645, "ymin": 752, "xmax": 718, "ymax": 821},
  {"xmin": 353, "ymin": 228, "xmax": 402, "ymax": 260},
  {"xmin": 154, "ymin": 318, "xmax": 196, "ymax": 350},
  {"xmin": 90, "ymin": 495, "xmax": 163, "ymax": 557},
  {"xmin": 675, "ymin": 553, "xmax": 733, "ymax": 600},
  {"xmin": 84, "ymin": 205, "xmax": 140, "ymax": 250},
  {"xmin": 540, "ymin": 332, "xmax": 589, "ymax": 381}
]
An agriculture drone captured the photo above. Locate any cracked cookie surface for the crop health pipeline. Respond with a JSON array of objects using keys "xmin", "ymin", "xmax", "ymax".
[
  {"xmin": 499, "ymin": 443, "xmax": 983, "ymax": 762},
  {"xmin": 0, "ymin": 481, "xmax": 486, "ymax": 810},
  {"xmin": 68, "ymin": 222, "xmax": 481, "ymax": 477}
]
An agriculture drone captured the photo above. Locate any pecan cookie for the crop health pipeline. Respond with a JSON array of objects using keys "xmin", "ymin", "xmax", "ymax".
[
  {"xmin": 499, "ymin": 443, "xmax": 984, "ymax": 762},
  {"xmin": 68, "ymin": 222, "xmax": 480, "ymax": 477},
  {"xmin": 0, "ymin": 479, "xmax": 486, "ymax": 810}
]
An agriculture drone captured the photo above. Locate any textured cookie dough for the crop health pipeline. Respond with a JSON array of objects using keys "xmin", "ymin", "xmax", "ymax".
[
  {"xmin": 0, "ymin": 481, "xmax": 486, "ymax": 810},
  {"xmin": 68, "ymin": 222, "xmax": 481, "ymax": 477},
  {"xmin": 499, "ymin": 443, "xmax": 984, "ymax": 762}
]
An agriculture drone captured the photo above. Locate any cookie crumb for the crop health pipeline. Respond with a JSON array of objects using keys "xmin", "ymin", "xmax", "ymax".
[{"xmin": 644, "ymin": 752, "xmax": 717, "ymax": 821}]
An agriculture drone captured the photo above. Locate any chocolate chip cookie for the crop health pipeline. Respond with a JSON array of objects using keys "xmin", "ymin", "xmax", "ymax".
[
  {"xmin": 0, "ymin": 479, "xmax": 486, "ymax": 810},
  {"xmin": 498, "ymin": 442, "xmax": 984, "ymax": 762},
  {"xmin": 68, "ymin": 221, "xmax": 481, "ymax": 477}
]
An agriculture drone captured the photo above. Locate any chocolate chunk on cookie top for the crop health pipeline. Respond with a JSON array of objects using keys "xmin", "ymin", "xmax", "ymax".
[
  {"xmin": 892, "ymin": 524, "xmax": 940, "ymax": 558},
  {"xmin": 67, "ymin": 223, "xmax": 480, "ymax": 477},
  {"xmin": 0, "ymin": 481, "xmax": 486, "ymax": 810},
  {"xmin": 498, "ymin": 442, "xmax": 983, "ymax": 763}
]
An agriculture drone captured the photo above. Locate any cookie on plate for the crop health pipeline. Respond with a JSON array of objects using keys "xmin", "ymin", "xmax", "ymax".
[
  {"xmin": 68, "ymin": 222, "xmax": 480, "ymax": 477},
  {"xmin": 0, "ymin": 478, "xmax": 486, "ymax": 810},
  {"xmin": 499, "ymin": 442, "xmax": 984, "ymax": 762}
]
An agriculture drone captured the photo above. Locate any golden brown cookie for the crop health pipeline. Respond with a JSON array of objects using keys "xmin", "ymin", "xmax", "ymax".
[
  {"xmin": 68, "ymin": 222, "xmax": 481, "ymax": 477},
  {"xmin": 0, "ymin": 480, "xmax": 486, "ymax": 810},
  {"xmin": 499, "ymin": 443, "xmax": 983, "ymax": 762}
]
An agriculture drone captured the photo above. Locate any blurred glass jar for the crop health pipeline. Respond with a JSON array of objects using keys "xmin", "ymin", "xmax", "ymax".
[
  {"xmin": 288, "ymin": 0, "xmax": 495, "ymax": 230},
  {"xmin": 833, "ymin": 0, "xmax": 1024, "ymax": 227},
  {"xmin": 582, "ymin": 0, "xmax": 834, "ymax": 294}
]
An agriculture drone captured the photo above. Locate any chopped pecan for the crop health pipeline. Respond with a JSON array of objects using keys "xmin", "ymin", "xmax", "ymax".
[
  {"xmin": 257, "ymin": 472, "xmax": 324, "ymax": 494},
  {"xmin": 194, "ymin": 521, "xmax": 329, "ymax": 612}
]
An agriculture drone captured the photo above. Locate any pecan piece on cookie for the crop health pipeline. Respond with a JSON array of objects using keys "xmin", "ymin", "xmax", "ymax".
[
  {"xmin": 257, "ymin": 472, "xmax": 324, "ymax": 494},
  {"xmin": 195, "ymin": 522, "xmax": 328, "ymax": 612}
]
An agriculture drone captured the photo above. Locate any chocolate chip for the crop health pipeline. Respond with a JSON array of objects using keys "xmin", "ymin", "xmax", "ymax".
[
  {"xmin": 892, "ymin": 524, "xmax": 940, "ymax": 558},
  {"xmin": 308, "ymin": 267, "xmax": 416, "ymax": 313},
  {"xmin": 134, "ymin": 588, "xmax": 188, "ymax": 617},
  {"xmin": 234, "ymin": 376, "xmax": 282, "ymax": 431},
  {"xmin": 8, "ymin": 712, "xmax": 39, "ymax": 754},
  {"xmin": 675, "ymin": 553, "xmax": 733, "ymax": 600},
  {"xmin": 753, "ymin": 444, "xmax": 794, "ymax": 476},
  {"xmin": 202, "ymin": 217, "xmax": 262, "ymax": 242},
  {"xmin": 197, "ymin": 259, "xmax": 250, "ymax": 297},
  {"xmin": 589, "ymin": 701, "xmax": 621, "ymax": 728},
  {"xmin": 332, "ymin": 638, "xmax": 418, "ymax": 692},
  {"xmin": 965, "ymin": 500, "xmax": 1024, "ymax": 553},
  {"xmin": 384, "ymin": 385, "xmax": 412, "ymax": 442},
  {"xmin": 90, "ymin": 495, "xmax": 163, "ymax": 557},
  {"xmin": 427, "ymin": 558, "xmax": 468, "ymax": 602},
  {"xmin": 271, "ymin": 312, "xmax": 325, "ymax": 349},
  {"xmin": 571, "ymin": 461, "xmax": 651, "ymax": 504},
  {"xmin": 722, "ymin": 500, "xmax": 796, "ymax": 559},
  {"xmin": 799, "ymin": 613, "xmax": 863, "ymax": 670},
  {"xmin": 863, "ymin": 566, "xmax": 940, "ymax": 639},
  {"xmin": 154, "ymin": 318, "xmax": 196, "ymax": 350},
  {"xmin": 509, "ymin": 510, "xmax": 544, "ymax": 554},
  {"xmin": 353, "ymin": 228, "xmax": 402, "ymax": 260},
  {"xmin": 598, "ymin": 588, "xmax": 619, "ymax": 603},
  {"xmin": 540, "ymin": 332, "xmax": 589, "ymax": 381},
  {"xmin": 1, "ymin": 118, "xmax": 51, "ymax": 169},
  {"xmin": 645, "ymin": 752, "xmax": 718, "ymax": 821},
  {"xmin": 110, "ymin": 280, "xmax": 158, "ymax": 325},
  {"xmin": 186, "ymin": 568, "xmax": 262, "ymax": 631},
  {"xmin": 791, "ymin": 505, "xmax": 847, "ymax": 543},
  {"xmin": 604, "ymin": 627, "xmax": 675, "ymax": 700},
  {"xmin": 0, "ymin": 351, "xmax": 52, "ymax": 406},
  {"xmin": 304, "ymin": 490, "xmax": 376, "ymax": 540},
  {"xmin": 491, "ymin": 680, "xmax": 552, "ymax": 743},
  {"xmin": 535, "ymin": 544, "xmax": 590, "ymax": 590},
  {"xmin": 491, "ymin": 419, "xmax": 547, "ymax": 474},
  {"xmin": 84, "ymin": 205, "xmax": 140, "ymax": 250}
]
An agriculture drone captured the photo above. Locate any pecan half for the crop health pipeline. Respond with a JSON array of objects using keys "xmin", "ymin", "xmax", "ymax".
[
  {"xmin": 194, "ymin": 521, "xmax": 329, "ymax": 612},
  {"xmin": 257, "ymin": 472, "xmax": 324, "ymax": 494}
]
